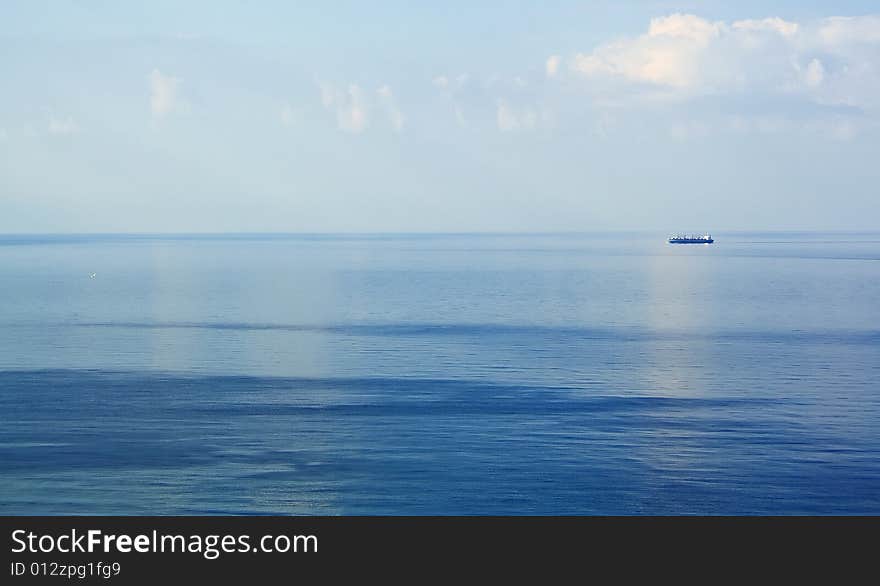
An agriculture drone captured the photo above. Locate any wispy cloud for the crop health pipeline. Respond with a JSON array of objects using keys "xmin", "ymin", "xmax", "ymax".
[
  {"xmin": 496, "ymin": 100, "xmax": 551, "ymax": 132},
  {"xmin": 317, "ymin": 82, "xmax": 406, "ymax": 133},
  {"xmin": 376, "ymin": 85, "xmax": 405, "ymax": 132},
  {"xmin": 48, "ymin": 116, "xmax": 78, "ymax": 135},
  {"xmin": 431, "ymin": 73, "xmax": 469, "ymax": 92},
  {"xmin": 150, "ymin": 69, "xmax": 183, "ymax": 119},
  {"xmin": 545, "ymin": 55, "xmax": 561, "ymax": 78},
  {"xmin": 802, "ymin": 58, "xmax": 825, "ymax": 88},
  {"xmin": 319, "ymin": 82, "xmax": 369, "ymax": 133}
]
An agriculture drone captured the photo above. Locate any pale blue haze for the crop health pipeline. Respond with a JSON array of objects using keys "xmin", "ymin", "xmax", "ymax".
[{"xmin": 2, "ymin": 1, "xmax": 880, "ymax": 232}]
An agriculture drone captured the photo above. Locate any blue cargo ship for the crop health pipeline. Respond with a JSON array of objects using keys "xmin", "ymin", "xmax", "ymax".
[{"xmin": 668, "ymin": 233, "xmax": 714, "ymax": 244}]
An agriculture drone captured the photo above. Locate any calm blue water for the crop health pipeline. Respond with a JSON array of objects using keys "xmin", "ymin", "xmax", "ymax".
[{"xmin": 1, "ymin": 232, "xmax": 878, "ymax": 514}]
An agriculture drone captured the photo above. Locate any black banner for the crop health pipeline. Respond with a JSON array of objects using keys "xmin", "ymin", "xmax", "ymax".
[{"xmin": 1, "ymin": 516, "xmax": 874, "ymax": 583}]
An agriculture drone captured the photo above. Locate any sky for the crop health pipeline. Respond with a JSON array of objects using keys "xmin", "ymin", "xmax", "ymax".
[{"xmin": 1, "ymin": 1, "xmax": 879, "ymax": 232}]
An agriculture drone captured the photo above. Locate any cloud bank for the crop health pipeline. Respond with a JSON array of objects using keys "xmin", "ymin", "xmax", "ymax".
[{"xmin": 564, "ymin": 13, "xmax": 880, "ymax": 113}]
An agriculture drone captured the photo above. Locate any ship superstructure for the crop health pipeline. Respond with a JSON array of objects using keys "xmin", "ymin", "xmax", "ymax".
[{"xmin": 668, "ymin": 233, "xmax": 714, "ymax": 244}]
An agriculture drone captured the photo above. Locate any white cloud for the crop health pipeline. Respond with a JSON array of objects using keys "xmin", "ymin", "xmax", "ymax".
[
  {"xmin": 341, "ymin": 86, "xmax": 368, "ymax": 133},
  {"xmin": 432, "ymin": 74, "xmax": 472, "ymax": 127},
  {"xmin": 545, "ymin": 55, "xmax": 561, "ymax": 78},
  {"xmin": 804, "ymin": 58, "xmax": 825, "ymax": 88},
  {"xmin": 319, "ymin": 82, "xmax": 369, "ymax": 133},
  {"xmin": 732, "ymin": 17, "xmax": 799, "ymax": 37},
  {"xmin": 48, "ymin": 116, "xmax": 78, "ymax": 135},
  {"xmin": 648, "ymin": 13, "xmax": 723, "ymax": 43},
  {"xmin": 571, "ymin": 14, "xmax": 725, "ymax": 89},
  {"xmin": 568, "ymin": 13, "xmax": 880, "ymax": 108},
  {"xmin": 817, "ymin": 15, "xmax": 880, "ymax": 45},
  {"xmin": 376, "ymin": 85, "xmax": 405, "ymax": 132},
  {"xmin": 150, "ymin": 69, "xmax": 182, "ymax": 118},
  {"xmin": 557, "ymin": 13, "xmax": 880, "ymax": 142},
  {"xmin": 432, "ymin": 73, "xmax": 470, "ymax": 91}
]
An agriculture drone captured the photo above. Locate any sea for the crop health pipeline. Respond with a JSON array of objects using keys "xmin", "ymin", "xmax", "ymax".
[{"xmin": 1, "ymin": 232, "xmax": 878, "ymax": 514}]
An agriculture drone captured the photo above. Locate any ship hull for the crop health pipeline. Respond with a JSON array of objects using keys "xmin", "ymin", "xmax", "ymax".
[{"xmin": 668, "ymin": 239, "xmax": 714, "ymax": 244}]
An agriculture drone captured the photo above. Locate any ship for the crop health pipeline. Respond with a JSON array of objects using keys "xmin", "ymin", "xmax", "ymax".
[{"xmin": 668, "ymin": 233, "xmax": 714, "ymax": 244}]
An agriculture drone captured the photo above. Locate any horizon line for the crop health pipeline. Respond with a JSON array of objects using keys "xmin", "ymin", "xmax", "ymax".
[{"xmin": 3, "ymin": 229, "xmax": 880, "ymax": 237}]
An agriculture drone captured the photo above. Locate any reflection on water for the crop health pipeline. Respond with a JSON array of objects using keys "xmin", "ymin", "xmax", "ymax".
[{"xmin": 0, "ymin": 233, "xmax": 878, "ymax": 514}]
